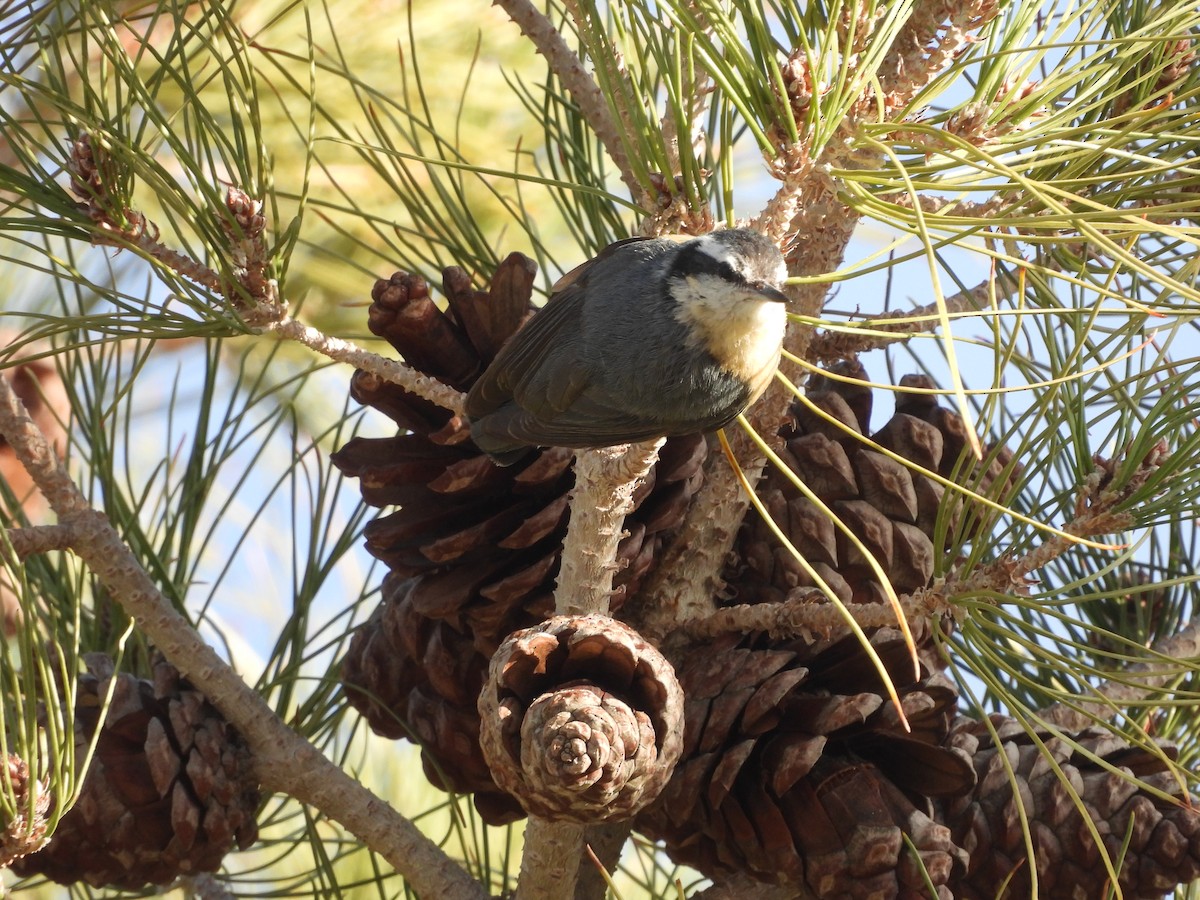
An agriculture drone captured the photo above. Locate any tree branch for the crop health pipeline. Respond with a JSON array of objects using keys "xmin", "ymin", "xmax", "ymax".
[
  {"xmin": 494, "ymin": 0, "xmax": 646, "ymax": 206},
  {"xmin": 1038, "ymin": 612, "xmax": 1200, "ymax": 732},
  {"xmin": 0, "ymin": 375, "xmax": 486, "ymax": 900},
  {"xmin": 515, "ymin": 440, "xmax": 664, "ymax": 900}
]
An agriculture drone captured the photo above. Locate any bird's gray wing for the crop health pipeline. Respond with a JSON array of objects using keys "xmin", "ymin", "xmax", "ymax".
[
  {"xmin": 468, "ymin": 235, "xmax": 695, "ymax": 450},
  {"xmin": 467, "ymin": 287, "xmax": 661, "ymax": 447},
  {"xmin": 548, "ymin": 236, "xmax": 651, "ymax": 294},
  {"xmin": 467, "ymin": 236, "xmax": 661, "ymax": 420},
  {"xmin": 464, "ymin": 281, "xmax": 592, "ymax": 419},
  {"xmin": 470, "ymin": 390, "xmax": 673, "ymax": 450}
]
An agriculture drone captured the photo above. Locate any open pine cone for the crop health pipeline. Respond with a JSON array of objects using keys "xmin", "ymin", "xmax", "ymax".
[
  {"xmin": 940, "ymin": 717, "xmax": 1200, "ymax": 899},
  {"xmin": 0, "ymin": 755, "xmax": 50, "ymax": 869},
  {"xmin": 726, "ymin": 360, "xmax": 1017, "ymax": 612},
  {"xmin": 333, "ymin": 258, "xmax": 707, "ymax": 823},
  {"xmin": 636, "ymin": 627, "xmax": 975, "ymax": 898},
  {"xmin": 11, "ymin": 654, "xmax": 259, "ymax": 889},
  {"xmin": 478, "ymin": 614, "xmax": 684, "ymax": 823}
]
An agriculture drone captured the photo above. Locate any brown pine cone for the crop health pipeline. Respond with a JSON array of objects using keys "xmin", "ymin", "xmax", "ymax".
[
  {"xmin": 727, "ymin": 361, "xmax": 1018, "ymax": 611},
  {"xmin": 636, "ymin": 628, "xmax": 975, "ymax": 898},
  {"xmin": 334, "ymin": 258, "xmax": 708, "ymax": 823},
  {"xmin": 477, "ymin": 615, "xmax": 683, "ymax": 823},
  {"xmin": 11, "ymin": 654, "xmax": 259, "ymax": 889},
  {"xmin": 939, "ymin": 717, "xmax": 1200, "ymax": 899}
]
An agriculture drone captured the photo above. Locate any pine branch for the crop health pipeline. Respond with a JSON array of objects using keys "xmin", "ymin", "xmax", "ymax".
[
  {"xmin": 0, "ymin": 375, "xmax": 486, "ymax": 900},
  {"xmin": 555, "ymin": 441, "xmax": 664, "ymax": 616},
  {"xmin": 67, "ymin": 139, "xmax": 467, "ymax": 416},
  {"xmin": 876, "ymin": 0, "xmax": 1001, "ymax": 109},
  {"xmin": 1038, "ymin": 611, "xmax": 1200, "ymax": 731},
  {"xmin": 494, "ymin": 0, "xmax": 647, "ymax": 207}
]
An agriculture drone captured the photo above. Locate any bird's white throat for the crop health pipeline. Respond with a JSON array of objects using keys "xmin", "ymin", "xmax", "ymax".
[{"xmin": 672, "ymin": 275, "xmax": 787, "ymax": 383}]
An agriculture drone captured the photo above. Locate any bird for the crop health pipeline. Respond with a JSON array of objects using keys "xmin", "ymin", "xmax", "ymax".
[{"xmin": 465, "ymin": 228, "xmax": 790, "ymax": 465}]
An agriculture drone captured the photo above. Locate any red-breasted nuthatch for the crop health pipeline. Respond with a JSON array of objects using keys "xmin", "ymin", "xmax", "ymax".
[{"xmin": 466, "ymin": 228, "xmax": 789, "ymax": 465}]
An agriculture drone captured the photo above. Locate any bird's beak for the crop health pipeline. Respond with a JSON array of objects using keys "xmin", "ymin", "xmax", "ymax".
[{"xmin": 754, "ymin": 284, "xmax": 790, "ymax": 304}]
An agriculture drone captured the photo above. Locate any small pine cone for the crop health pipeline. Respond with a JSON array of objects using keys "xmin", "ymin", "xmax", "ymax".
[
  {"xmin": 12, "ymin": 655, "xmax": 259, "ymax": 889},
  {"xmin": 727, "ymin": 362, "xmax": 1018, "ymax": 611},
  {"xmin": 939, "ymin": 717, "xmax": 1200, "ymax": 899},
  {"xmin": 478, "ymin": 615, "xmax": 683, "ymax": 823},
  {"xmin": 636, "ymin": 629, "xmax": 974, "ymax": 897},
  {"xmin": 0, "ymin": 755, "xmax": 50, "ymax": 867},
  {"xmin": 334, "ymin": 256, "xmax": 707, "ymax": 821}
]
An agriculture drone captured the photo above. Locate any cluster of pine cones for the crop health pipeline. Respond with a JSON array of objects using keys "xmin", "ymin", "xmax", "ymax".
[
  {"xmin": 333, "ymin": 253, "xmax": 1200, "ymax": 899},
  {"xmin": 4, "ymin": 250, "xmax": 1197, "ymax": 898}
]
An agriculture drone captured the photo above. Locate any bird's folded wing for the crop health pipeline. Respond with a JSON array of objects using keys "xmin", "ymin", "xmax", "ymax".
[
  {"xmin": 465, "ymin": 284, "xmax": 589, "ymax": 418},
  {"xmin": 470, "ymin": 392, "xmax": 671, "ymax": 449}
]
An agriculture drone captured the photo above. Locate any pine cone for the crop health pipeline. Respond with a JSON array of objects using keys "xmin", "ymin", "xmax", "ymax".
[
  {"xmin": 340, "ymin": 569, "xmax": 523, "ymax": 822},
  {"xmin": 636, "ymin": 628, "xmax": 975, "ymax": 898},
  {"xmin": 727, "ymin": 361, "xmax": 1017, "ymax": 611},
  {"xmin": 11, "ymin": 654, "xmax": 259, "ymax": 889},
  {"xmin": 939, "ymin": 717, "xmax": 1200, "ymax": 899},
  {"xmin": 0, "ymin": 755, "xmax": 50, "ymax": 868},
  {"xmin": 477, "ymin": 615, "xmax": 683, "ymax": 823},
  {"xmin": 334, "ymin": 258, "xmax": 707, "ymax": 823}
]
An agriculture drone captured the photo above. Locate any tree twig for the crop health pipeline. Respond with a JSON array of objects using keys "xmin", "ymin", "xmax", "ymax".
[
  {"xmin": 493, "ymin": 0, "xmax": 645, "ymax": 206},
  {"xmin": 515, "ymin": 440, "xmax": 664, "ymax": 900},
  {"xmin": 67, "ymin": 142, "xmax": 468, "ymax": 418},
  {"xmin": 3, "ymin": 524, "xmax": 77, "ymax": 559},
  {"xmin": 575, "ymin": 822, "xmax": 633, "ymax": 900},
  {"xmin": 516, "ymin": 819, "xmax": 588, "ymax": 900},
  {"xmin": 1038, "ymin": 612, "xmax": 1200, "ymax": 731},
  {"xmin": 682, "ymin": 593, "xmax": 900, "ymax": 642},
  {"xmin": 266, "ymin": 316, "xmax": 465, "ymax": 414},
  {"xmin": 0, "ymin": 375, "xmax": 486, "ymax": 900},
  {"xmin": 805, "ymin": 263, "xmax": 1024, "ymax": 363},
  {"xmin": 555, "ymin": 441, "xmax": 664, "ymax": 616}
]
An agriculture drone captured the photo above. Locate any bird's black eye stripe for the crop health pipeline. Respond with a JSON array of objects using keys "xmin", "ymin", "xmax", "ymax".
[
  {"xmin": 717, "ymin": 261, "xmax": 746, "ymax": 285},
  {"xmin": 669, "ymin": 241, "xmax": 749, "ymax": 284}
]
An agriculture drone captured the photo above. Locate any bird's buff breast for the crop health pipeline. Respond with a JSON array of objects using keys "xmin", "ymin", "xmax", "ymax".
[{"xmin": 672, "ymin": 283, "xmax": 787, "ymax": 394}]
